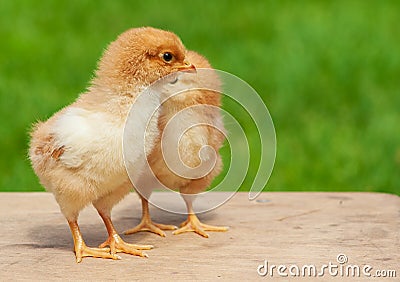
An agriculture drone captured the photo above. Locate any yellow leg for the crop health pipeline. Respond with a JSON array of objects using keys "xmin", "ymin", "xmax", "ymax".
[
  {"xmin": 98, "ymin": 212, "xmax": 153, "ymax": 258},
  {"xmin": 68, "ymin": 220, "xmax": 119, "ymax": 263},
  {"xmin": 124, "ymin": 196, "xmax": 177, "ymax": 237},
  {"xmin": 172, "ymin": 203, "xmax": 229, "ymax": 238}
]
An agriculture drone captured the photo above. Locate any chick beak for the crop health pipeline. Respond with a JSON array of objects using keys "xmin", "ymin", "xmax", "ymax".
[{"xmin": 177, "ymin": 60, "xmax": 197, "ymax": 73}]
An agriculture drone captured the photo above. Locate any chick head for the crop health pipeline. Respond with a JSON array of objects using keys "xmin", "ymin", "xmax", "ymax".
[{"xmin": 93, "ymin": 27, "xmax": 196, "ymax": 92}]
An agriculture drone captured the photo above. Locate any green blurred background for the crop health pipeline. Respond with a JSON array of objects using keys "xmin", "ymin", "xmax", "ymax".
[{"xmin": 1, "ymin": 0, "xmax": 399, "ymax": 194}]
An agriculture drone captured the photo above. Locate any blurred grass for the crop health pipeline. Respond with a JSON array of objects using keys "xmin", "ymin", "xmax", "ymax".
[{"xmin": 0, "ymin": 0, "xmax": 399, "ymax": 194}]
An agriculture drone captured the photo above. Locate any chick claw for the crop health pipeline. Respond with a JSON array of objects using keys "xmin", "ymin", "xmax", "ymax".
[
  {"xmin": 172, "ymin": 214, "xmax": 229, "ymax": 238},
  {"xmin": 99, "ymin": 234, "xmax": 153, "ymax": 258},
  {"xmin": 124, "ymin": 219, "xmax": 177, "ymax": 237}
]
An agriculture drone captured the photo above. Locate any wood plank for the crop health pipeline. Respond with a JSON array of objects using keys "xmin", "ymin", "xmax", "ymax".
[{"xmin": 0, "ymin": 192, "xmax": 399, "ymax": 280}]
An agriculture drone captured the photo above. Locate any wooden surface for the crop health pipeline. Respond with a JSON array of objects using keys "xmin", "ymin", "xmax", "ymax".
[{"xmin": 0, "ymin": 192, "xmax": 399, "ymax": 281}]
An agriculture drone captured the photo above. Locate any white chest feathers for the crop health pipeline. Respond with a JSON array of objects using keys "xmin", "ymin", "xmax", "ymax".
[{"xmin": 52, "ymin": 107, "xmax": 125, "ymax": 170}]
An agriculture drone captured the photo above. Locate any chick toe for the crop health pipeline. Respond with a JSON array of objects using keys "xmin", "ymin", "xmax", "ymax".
[
  {"xmin": 75, "ymin": 245, "xmax": 121, "ymax": 263},
  {"xmin": 172, "ymin": 213, "xmax": 228, "ymax": 238},
  {"xmin": 99, "ymin": 234, "xmax": 152, "ymax": 258}
]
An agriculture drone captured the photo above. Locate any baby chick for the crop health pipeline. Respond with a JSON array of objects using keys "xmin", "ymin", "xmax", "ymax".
[
  {"xmin": 125, "ymin": 51, "xmax": 228, "ymax": 238},
  {"xmin": 29, "ymin": 27, "xmax": 196, "ymax": 262}
]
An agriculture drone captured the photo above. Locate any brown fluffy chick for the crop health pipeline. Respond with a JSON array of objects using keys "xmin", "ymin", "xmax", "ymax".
[
  {"xmin": 125, "ymin": 51, "xmax": 228, "ymax": 238},
  {"xmin": 29, "ymin": 27, "xmax": 195, "ymax": 262}
]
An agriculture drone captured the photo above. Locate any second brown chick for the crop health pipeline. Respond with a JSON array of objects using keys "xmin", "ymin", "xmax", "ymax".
[{"xmin": 125, "ymin": 51, "xmax": 228, "ymax": 238}]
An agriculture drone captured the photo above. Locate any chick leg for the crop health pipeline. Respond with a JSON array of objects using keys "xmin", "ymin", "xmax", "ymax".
[
  {"xmin": 172, "ymin": 195, "xmax": 229, "ymax": 238},
  {"xmin": 97, "ymin": 211, "xmax": 153, "ymax": 258},
  {"xmin": 124, "ymin": 195, "xmax": 177, "ymax": 237},
  {"xmin": 68, "ymin": 220, "xmax": 119, "ymax": 263}
]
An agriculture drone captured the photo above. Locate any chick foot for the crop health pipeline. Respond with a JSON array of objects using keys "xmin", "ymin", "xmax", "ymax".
[
  {"xmin": 99, "ymin": 234, "xmax": 153, "ymax": 258},
  {"xmin": 172, "ymin": 213, "xmax": 229, "ymax": 238},
  {"xmin": 68, "ymin": 220, "xmax": 119, "ymax": 263},
  {"xmin": 74, "ymin": 243, "xmax": 119, "ymax": 263},
  {"xmin": 97, "ymin": 211, "xmax": 153, "ymax": 258},
  {"xmin": 125, "ymin": 195, "xmax": 177, "ymax": 237},
  {"xmin": 124, "ymin": 218, "xmax": 177, "ymax": 237}
]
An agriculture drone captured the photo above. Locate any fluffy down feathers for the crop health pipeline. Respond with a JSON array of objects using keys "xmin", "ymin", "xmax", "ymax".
[
  {"xmin": 148, "ymin": 50, "xmax": 225, "ymax": 195},
  {"xmin": 29, "ymin": 27, "xmax": 193, "ymax": 220},
  {"xmin": 28, "ymin": 27, "xmax": 195, "ymax": 261}
]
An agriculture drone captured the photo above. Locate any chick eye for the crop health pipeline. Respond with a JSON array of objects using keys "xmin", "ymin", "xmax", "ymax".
[{"xmin": 162, "ymin": 52, "xmax": 173, "ymax": 62}]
